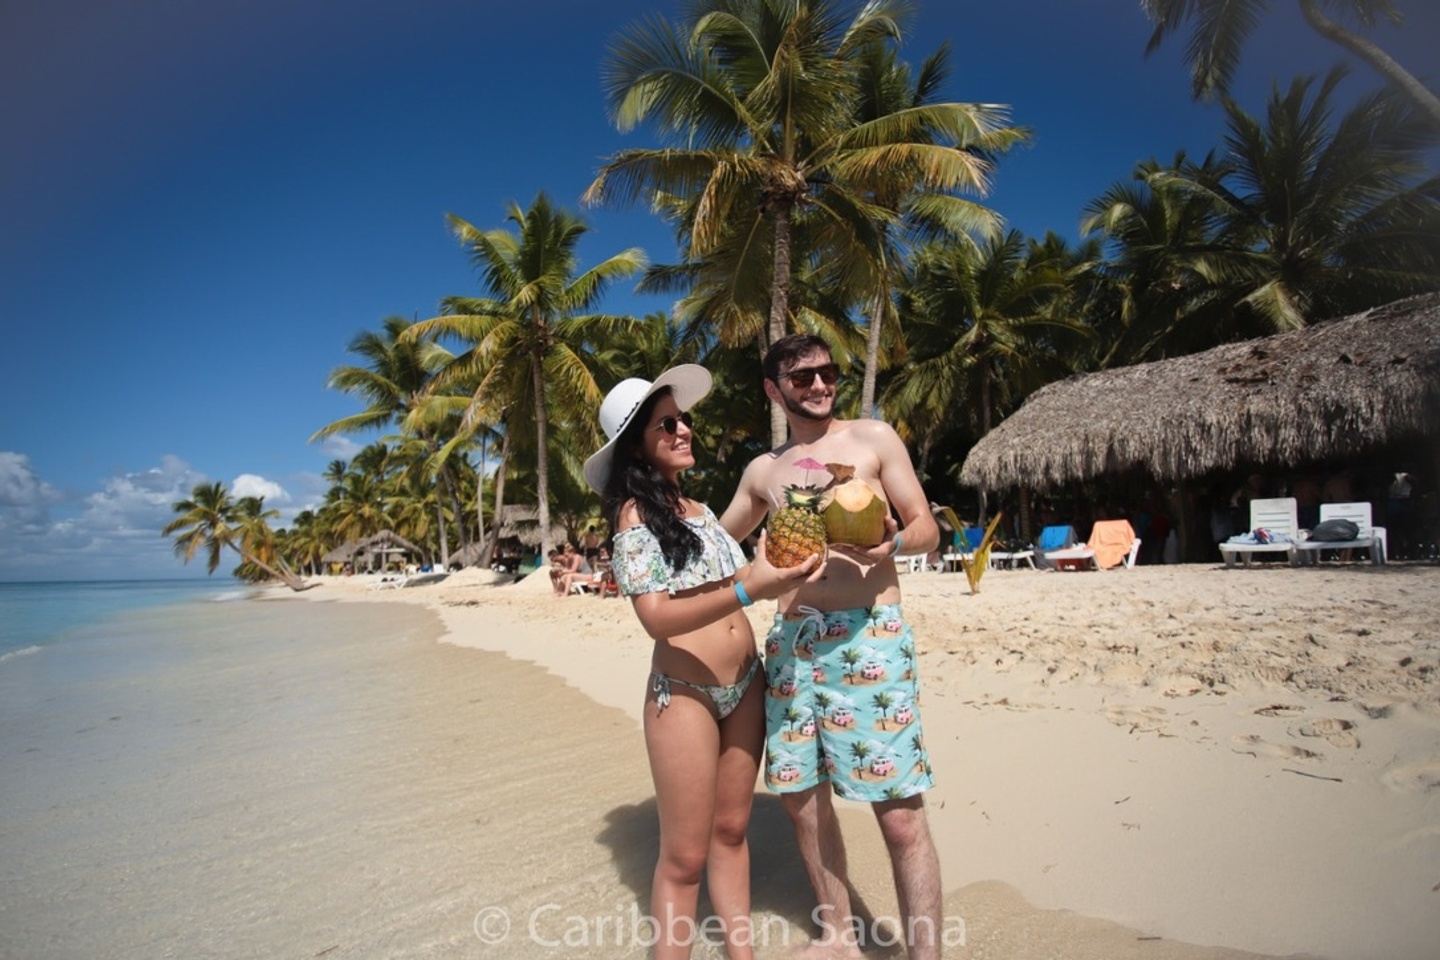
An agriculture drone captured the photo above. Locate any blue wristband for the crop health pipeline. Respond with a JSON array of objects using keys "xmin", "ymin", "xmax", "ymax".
[
  {"xmin": 734, "ymin": 581, "xmax": 754, "ymax": 607},
  {"xmin": 891, "ymin": 532, "xmax": 904, "ymax": 557}
]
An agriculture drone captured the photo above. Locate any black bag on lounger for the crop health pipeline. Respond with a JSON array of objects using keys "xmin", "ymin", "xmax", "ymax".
[{"xmin": 1308, "ymin": 519, "xmax": 1360, "ymax": 542}]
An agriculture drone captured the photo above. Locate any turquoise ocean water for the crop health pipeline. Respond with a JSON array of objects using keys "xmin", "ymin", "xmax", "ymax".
[{"xmin": 0, "ymin": 578, "xmax": 249, "ymax": 662}]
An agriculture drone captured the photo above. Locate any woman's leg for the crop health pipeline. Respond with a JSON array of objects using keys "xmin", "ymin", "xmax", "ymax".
[
  {"xmin": 645, "ymin": 683, "xmax": 721, "ymax": 960},
  {"xmin": 707, "ymin": 677, "xmax": 764, "ymax": 959}
]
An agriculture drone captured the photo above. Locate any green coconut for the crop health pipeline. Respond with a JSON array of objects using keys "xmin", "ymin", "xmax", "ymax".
[{"xmin": 819, "ymin": 463, "xmax": 888, "ymax": 546}]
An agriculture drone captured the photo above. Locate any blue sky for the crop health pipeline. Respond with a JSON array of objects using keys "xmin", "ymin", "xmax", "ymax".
[{"xmin": 1, "ymin": 0, "xmax": 1435, "ymax": 580}]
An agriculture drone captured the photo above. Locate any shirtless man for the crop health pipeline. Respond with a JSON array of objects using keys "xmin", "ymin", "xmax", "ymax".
[{"xmin": 720, "ymin": 335, "xmax": 943, "ymax": 959}]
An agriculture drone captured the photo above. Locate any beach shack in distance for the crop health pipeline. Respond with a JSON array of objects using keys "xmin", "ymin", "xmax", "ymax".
[{"xmin": 960, "ymin": 294, "xmax": 1440, "ymax": 563}]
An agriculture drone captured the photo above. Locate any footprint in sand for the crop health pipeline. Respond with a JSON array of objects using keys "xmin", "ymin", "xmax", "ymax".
[
  {"xmin": 1253, "ymin": 703, "xmax": 1304, "ymax": 717},
  {"xmin": 1292, "ymin": 717, "xmax": 1360, "ymax": 749},
  {"xmin": 1106, "ymin": 705, "xmax": 1168, "ymax": 735},
  {"xmin": 1380, "ymin": 760, "xmax": 1440, "ymax": 794},
  {"xmin": 1231, "ymin": 734, "xmax": 1321, "ymax": 761}
]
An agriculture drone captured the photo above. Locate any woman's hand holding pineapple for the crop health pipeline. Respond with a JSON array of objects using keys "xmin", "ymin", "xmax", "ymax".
[{"xmin": 742, "ymin": 530, "xmax": 827, "ymax": 600}]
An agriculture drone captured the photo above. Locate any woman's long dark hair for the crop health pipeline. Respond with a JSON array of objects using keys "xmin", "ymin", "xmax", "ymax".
[{"xmin": 602, "ymin": 388, "xmax": 701, "ymax": 573}]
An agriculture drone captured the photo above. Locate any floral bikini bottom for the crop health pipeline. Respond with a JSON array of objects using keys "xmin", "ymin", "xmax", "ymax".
[{"xmin": 650, "ymin": 657, "xmax": 762, "ymax": 720}]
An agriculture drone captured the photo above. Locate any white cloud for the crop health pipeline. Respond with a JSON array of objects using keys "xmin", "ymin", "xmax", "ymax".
[
  {"xmin": 320, "ymin": 435, "xmax": 362, "ymax": 459},
  {"xmin": 0, "ymin": 454, "xmax": 209, "ymax": 579},
  {"xmin": 76, "ymin": 455, "xmax": 210, "ymax": 542},
  {"xmin": 231, "ymin": 473, "xmax": 291, "ymax": 504},
  {"xmin": 0, "ymin": 451, "xmax": 61, "ymax": 509}
]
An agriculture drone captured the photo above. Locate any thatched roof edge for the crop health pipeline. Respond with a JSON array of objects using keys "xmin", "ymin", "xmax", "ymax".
[{"xmin": 959, "ymin": 294, "xmax": 1440, "ymax": 490}]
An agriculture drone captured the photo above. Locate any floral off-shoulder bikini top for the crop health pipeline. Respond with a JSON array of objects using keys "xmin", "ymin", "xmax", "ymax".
[{"xmin": 611, "ymin": 505, "xmax": 748, "ymax": 596}]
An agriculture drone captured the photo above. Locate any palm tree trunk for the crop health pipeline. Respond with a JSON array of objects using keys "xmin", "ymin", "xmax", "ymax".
[
  {"xmin": 440, "ymin": 463, "xmax": 469, "ymax": 557},
  {"xmin": 768, "ymin": 204, "xmax": 793, "ymax": 447},
  {"xmin": 482, "ymin": 428, "xmax": 511, "ymax": 567},
  {"xmin": 475, "ymin": 440, "xmax": 487, "ymax": 565},
  {"xmin": 978, "ymin": 363, "xmax": 993, "ymax": 523},
  {"xmin": 530, "ymin": 342, "xmax": 554, "ymax": 558},
  {"xmin": 434, "ymin": 497, "xmax": 449, "ymax": 569},
  {"xmin": 861, "ymin": 278, "xmax": 887, "ymax": 419},
  {"xmin": 1298, "ymin": 0, "xmax": 1440, "ymax": 128},
  {"xmin": 236, "ymin": 547, "xmax": 313, "ymax": 592}
]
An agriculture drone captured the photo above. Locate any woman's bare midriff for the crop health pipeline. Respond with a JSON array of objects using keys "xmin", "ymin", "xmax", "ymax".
[{"xmin": 650, "ymin": 576, "xmax": 758, "ymax": 684}]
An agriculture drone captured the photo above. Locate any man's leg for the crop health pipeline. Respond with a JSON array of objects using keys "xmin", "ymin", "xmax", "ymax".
[
  {"xmin": 873, "ymin": 796, "xmax": 942, "ymax": 960},
  {"xmin": 780, "ymin": 786, "xmax": 862, "ymax": 959}
]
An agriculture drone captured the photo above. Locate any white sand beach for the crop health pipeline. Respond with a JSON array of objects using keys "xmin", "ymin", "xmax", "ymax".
[{"xmin": 265, "ymin": 562, "xmax": 1440, "ymax": 960}]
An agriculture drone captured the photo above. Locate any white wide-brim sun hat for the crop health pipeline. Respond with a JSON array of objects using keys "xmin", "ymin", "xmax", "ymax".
[{"xmin": 583, "ymin": 364, "xmax": 713, "ymax": 493}]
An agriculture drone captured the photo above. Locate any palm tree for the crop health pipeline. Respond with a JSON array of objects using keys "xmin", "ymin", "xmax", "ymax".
[
  {"xmin": 839, "ymin": 647, "xmax": 862, "ymax": 682},
  {"xmin": 586, "ymin": 0, "xmax": 1018, "ymax": 443},
  {"xmin": 323, "ymin": 459, "xmax": 348, "ymax": 490},
  {"xmin": 311, "ymin": 316, "xmax": 461, "ymax": 567},
  {"xmin": 1140, "ymin": 0, "xmax": 1440, "ymax": 127},
  {"xmin": 1080, "ymin": 153, "xmax": 1232, "ymax": 363},
  {"xmin": 783, "ymin": 705, "xmax": 804, "ymax": 736},
  {"xmin": 886, "ymin": 231, "xmax": 1088, "ymax": 515},
  {"xmin": 1145, "ymin": 72, "xmax": 1440, "ymax": 331},
  {"xmin": 163, "ymin": 482, "xmax": 312, "ymax": 591},
  {"xmin": 402, "ymin": 194, "xmax": 646, "ymax": 558},
  {"xmin": 871, "ymin": 690, "xmax": 894, "ymax": 727},
  {"xmin": 814, "ymin": 689, "xmax": 834, "ymax": 720},
  {"xmin": 847, "ymin": 38, "xmax": 1017, "ymax": 418},
  {"xmin": 328, "ymin": 466, "xmax": 392, "ymax": 544},
  {"xmin": 848, "ymin": 740, "xmax": 872, "ymax": 776}
]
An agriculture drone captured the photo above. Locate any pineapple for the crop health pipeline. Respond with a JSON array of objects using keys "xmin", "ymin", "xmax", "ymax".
[{"xmin": 768, "ymin": 485, "xmax": 829, "ymax": 567}]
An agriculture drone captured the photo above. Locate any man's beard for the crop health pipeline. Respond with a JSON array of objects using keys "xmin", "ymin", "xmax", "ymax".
[{"xmin": 781, "ymin": 390, "xmax": 833, "ymax": 422}]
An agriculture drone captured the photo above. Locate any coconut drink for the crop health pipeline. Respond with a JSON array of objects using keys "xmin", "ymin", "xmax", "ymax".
[{"xmin": 819, "ymin": 463, "xmax": 888, "ymax": 547}]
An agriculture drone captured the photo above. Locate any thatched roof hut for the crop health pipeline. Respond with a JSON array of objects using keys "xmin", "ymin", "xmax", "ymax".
[
  {"xmin": 320, "ymin": 539, "xmax": 363, "ymax": 564},
  {"xmin": 449, "ymin": 540, "xmax": 487, "ymax": 568},
  {"xmin": 495, "ymin": 506, "xmax": 568, "ymax": 549},
  {"xmin": 356, "ymin": 529, "xmax": 424, "ymax": 557},
  {"xmin": 960, "ymin": 294, "xmax": 1440, "ymax": 491}
]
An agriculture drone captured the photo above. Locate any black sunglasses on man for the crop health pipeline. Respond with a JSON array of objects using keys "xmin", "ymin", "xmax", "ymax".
[{"xmin": 782, "ymin": 363, "xmax": 841, "ymax": 389}]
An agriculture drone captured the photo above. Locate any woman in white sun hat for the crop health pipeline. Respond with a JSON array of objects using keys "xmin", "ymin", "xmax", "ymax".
[{"xmin": 585, "ymin": 364, "xmax": 823, "ymax": 959}]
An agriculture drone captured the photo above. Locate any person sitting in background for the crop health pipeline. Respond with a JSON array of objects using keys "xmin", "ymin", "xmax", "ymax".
[
  {"xmin": 562, "ymin": 547, "xmax": 611, "ymax": 597},
  {"xmin": 548, "ymin": 548, "xmax": 568, "ymax": 596}
]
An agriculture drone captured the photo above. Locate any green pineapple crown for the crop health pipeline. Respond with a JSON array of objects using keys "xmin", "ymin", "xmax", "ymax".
[{"xmin": 782, "ymin": 484, "xmax": 825, "ymax": 510}]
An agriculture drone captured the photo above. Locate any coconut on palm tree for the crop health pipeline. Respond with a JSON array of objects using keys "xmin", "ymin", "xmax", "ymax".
[{"xmin": 164, "ymin": 482, "xmax": 313, "ymax": 591}]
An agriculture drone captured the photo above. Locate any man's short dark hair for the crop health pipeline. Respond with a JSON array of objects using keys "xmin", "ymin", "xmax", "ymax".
[{"xmin": 763, "ymin": 334, "xmax": 832, "ymax": 384}]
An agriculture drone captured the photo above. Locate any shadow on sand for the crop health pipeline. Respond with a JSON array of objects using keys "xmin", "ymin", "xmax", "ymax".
[{"xmin": 598, "ymin": 793, "xmax": 904, "ymax": 956}]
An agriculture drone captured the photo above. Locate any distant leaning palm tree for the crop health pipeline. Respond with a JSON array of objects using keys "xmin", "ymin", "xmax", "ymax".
[
  {"xmin": 163, "ymin": 482, "xmax": 313, "ymax": 591},
  {"xmin": 402, "ymin": 194, "xmax": 646, "ymax": 559},
  {"xmin": 1139, "ymin": 0, "xmax": 1440, "ymax": 127}
]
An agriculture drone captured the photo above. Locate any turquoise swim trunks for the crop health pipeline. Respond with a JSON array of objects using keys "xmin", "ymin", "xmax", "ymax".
[{"xmin": 763, "ymin": 604, "xmax": 935, "ymax": 803}]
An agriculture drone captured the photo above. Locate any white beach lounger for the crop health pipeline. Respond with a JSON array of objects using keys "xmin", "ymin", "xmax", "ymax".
[
  {"xmin": 989, "ymin": 548, "xmax": 1036, "ymax": 569},
  {"xmin": 1045, "ymin": 542, "xmax": 1141, "ymax": 570},
  {"xmin": 1219, "ymin": 498, "xmax": 1298, "ymax": 567},
  {"xmin": 1294, "ymin": 502, "xmax": 1387, "ymax": 565}
]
